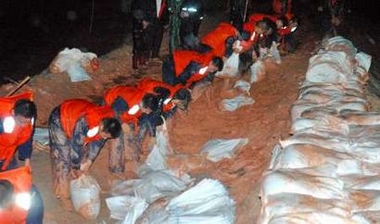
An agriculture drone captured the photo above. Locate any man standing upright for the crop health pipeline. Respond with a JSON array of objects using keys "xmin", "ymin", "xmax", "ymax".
[{"xmin": 132, "ymin": 0, "xmax": 169, "ymax": 63}]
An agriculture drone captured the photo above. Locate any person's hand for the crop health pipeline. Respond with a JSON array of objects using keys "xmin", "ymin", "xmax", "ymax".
[
  {"xmin": 80, "ymin": 159, "xmax": 92, "ymax": 173},
  {"xmin": 24, "ymin": 158, "xmax": 31, "ymax": 167},
  {"xmin": 71, "ymin": 169, "xmax": 84, "ymax": 179},
  {"xmin": 142, "ymin": 20, "xmax": 149, "ymax": 29}
]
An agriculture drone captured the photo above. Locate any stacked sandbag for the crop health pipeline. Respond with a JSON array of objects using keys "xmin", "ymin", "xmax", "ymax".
[
  {"xmin": 258, "ymin": 36, "xmax": 378, "ymax": 224},
  {"xmin": 106, "ymin": 127, "xmax": 236, "ymax": 224},
  {"xmin": 49, "ymin": 47, "xmax": 100, "ymax": 82}
]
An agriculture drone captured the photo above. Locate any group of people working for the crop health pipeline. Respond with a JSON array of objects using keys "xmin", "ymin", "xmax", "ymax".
[{"xmin": 0, "ymin": 1, "xmax": 300, "ymax": 223}]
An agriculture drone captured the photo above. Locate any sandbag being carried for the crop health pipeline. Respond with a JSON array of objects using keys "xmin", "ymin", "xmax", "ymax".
[
  {"xmin": 215, "ymin": 52, "xmax": 240, "ymax": 78},
  {"xmin": 70, "ymin": 174, "xmax": 101, "ymax": 220}
]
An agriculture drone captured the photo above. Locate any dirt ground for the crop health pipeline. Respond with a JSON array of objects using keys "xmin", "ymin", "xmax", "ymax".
[{"xmin": 1, "ymin": 8, "xmax": 379, "ymax": 224}]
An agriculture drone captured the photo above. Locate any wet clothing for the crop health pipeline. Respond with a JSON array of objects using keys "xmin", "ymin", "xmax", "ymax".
[
  {"xmin": 103, "ymin": 86, "xmax": 159, "ymax": 159},
  {"xmin": 48, "ymin": 99, "xmax": 120, "ymax": 200},
  {"xmin": 0, "ymin": 92, "xmax": 44, "ymax": 224},
  {"xmin": 163, "ymin": 50, "xmax": 215, "ymax": 88},
  {"xmin": 201, "ymin": 22, "xmax": 239, "ymax": 58}
]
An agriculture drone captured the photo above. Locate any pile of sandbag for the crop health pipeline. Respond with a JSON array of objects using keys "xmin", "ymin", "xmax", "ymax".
[
  {"xmin": 49, "ymin": 47, "xmax": 100, "ymax": 82},
  {"xmin": 258, "ymin": 36, "xmax": 379, "ymax": 223},
  {"xmin": 106, "ymin": 126, "xmax": 236, "ymax": 224}
]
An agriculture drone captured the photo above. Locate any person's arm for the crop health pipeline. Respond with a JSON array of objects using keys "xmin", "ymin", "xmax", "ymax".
[
  {"xmin": 17, "ymin": 138, "xmax": 32, "ymax": 166},
  {"xmin": 71, "ymin": 117, "xmax": 88, "ymax": 170},
  {"xmin": 178, "ymin": 61, "xmax": 201, "ymax": 85}
]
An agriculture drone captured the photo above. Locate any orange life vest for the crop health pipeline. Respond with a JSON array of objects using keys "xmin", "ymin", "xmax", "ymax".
[
  {"xmin": 103, "ymin": 86, "xmax": 146, "ymax": 124},
  {"xmin": 201, "ymin": 23, "xmax": 238, "ymax": 58},
  {"xmin": 0, "ymin": 166, "xmax": 32, "ymax": 224},
  {"xmin": 0, "ymin": 92, "xmax": 34, "ymax": 171},
  {"xmin": 173, "ymin": 50, "xmax": 213, "ymax": 77},
  {"xmin": 243, "ymin": 12, "xmax": 294, "ymax": 33},
  {"xmin": 59, "ymin": 99, "xmax": 115, "ymax": 144},
  {"xmin": 137, "ymin": 78, "xmax": 184, "ymax": 112}
]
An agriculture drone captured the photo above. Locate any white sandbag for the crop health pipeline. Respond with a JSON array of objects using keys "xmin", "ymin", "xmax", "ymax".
[
  {"xmin": 355, "ymin": 52, "xmax": 372, "ymax": 72},
  {"xmin": 66, "ymin": 63, "xmax": 92, "ymax": 82},
  {"xmin": 267, "ymin": 211, "xmax": 369, "ymax": 224},
  {"xmin": 200, "ymin": 138, "xmax": 248, "ymax": 162},
  {"xmin": 260, "ymin": 167, "xmax": 345, "ymax": 201},
  {"xmin": 272, "ymin": 144, "xmax": 354, "ymax": 170},
  {"xmin": 344, "ymin": 175, "xmax": 380, "ymax": 191},
  {"xmin": 70, "ymin": 174, "xmax": 101, "ymax": 220},
  {"xmin": 290, "ymin": 115, "xmax": 349, "ymax": 136},
  {"xmin": 341, "ymin": 111, "xmax": 380, "ymax": 126},
  {"xmin": 166, "ymin": 178, "xmax": 235, "ymax": 224},
  {"xmin": 349, "ymin": 190, "xmax": 380, "ymax": 213},
  {"xmin": 249, "ymin": 60, "xmax": 266, "ymax": 83},
  {"xmin": 216, "ymin": 53, "xmax": 240, "ymax": 78},
  {"xmin": 145, "ymin": 126, "xmax": 171, "ymax": 171},
  {"xmin": 110, "ymin": 179, "xmax": 143, "ymax": 196},
  {"xmin": 259, "ymin": 193, "xmax": 352, "ymax": 224},
  {"xmin": 268, "ymin": 41, "xmax": 281, "ymax": 64},
  {"xmin": 220, "ymin": 95, "xmax": 255, "ymax": 111},
  {"xmin": 49, "ymin": 47, "xmax": 97, "ymax": 82},
  {"xmin": 233, "ymin": 79, "xmax": 251, "ymax": 95},
  {"xmin": 105, "ymin": 195, "xmax": 148, "ymax": 221},
  {"xmin": 279, "ymin": 133, "xmax": 350, "ymax": 153},
  {"xmin": 134, "ymin": 169, "xmax": 192, "ymax": 203},
  {"xmin": 321, "ymin": 36, "xmax": 357, "ymax": 57}
]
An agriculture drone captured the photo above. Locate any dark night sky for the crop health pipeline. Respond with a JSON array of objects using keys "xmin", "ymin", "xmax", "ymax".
[
  {"xmin": 0, "ymin": 0, "xmax": 379, "ymax": 83},
  {"xmin": 0, "ymin": 0, "xmax": 129, "ymax": 82}
]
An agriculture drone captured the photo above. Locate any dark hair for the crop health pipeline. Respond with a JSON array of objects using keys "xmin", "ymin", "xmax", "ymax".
[
  {"xmin": 153, "ymin": 87, "xmax": 171, "ymax": 99},
  {"xmin": 0, "ymin": 179, "xmax": 14, "ymax": 209},
  {"xmin": 142, "ymin": 93, "xmax": 159, "ymax": 112},
  {"xmin": 14, "ymin": 99, "xmax": 37, "ymax": 118},
  {"xmin": 256, "ymin": 20, "xmax": 271, "ymax": 33},
  {"xmin": 211, "ymin": 56, "xmax": 224, "ymax": 72},
  {"xmin": 101, "ymin": 118, "xmax": 121, "ymax": 138}
]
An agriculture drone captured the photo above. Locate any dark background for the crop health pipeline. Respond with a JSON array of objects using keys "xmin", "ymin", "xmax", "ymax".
[{"xmin": 0, "ymin": 0, "xmax": 379, "ymax": 84}]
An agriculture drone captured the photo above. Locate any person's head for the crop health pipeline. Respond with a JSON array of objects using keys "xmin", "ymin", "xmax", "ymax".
[
  {"xmin": 13, "ymin": 99, "xmax": 37, "ymax": 127},
  {"xmin": 276, "ymin": 16, "xmax": 288, "ymax": 29},
  {"xmin": 0, "ymin": 179, "xmax": 14, "ymax": 210},
  {"xmin": 255, "ymin": 20, "xmax": 271, "ymax": 35},
  {"xmin": 99, "ymin": 118, "xmax": 121, "ymax": 139},
  {"xmin": 172, "ymin": 88, "xmax": 192, "ymax": 111},
  {"xmin": 141, "ymin": 93, "xmax": 159, "ymax": 114},
  {"xmin": 207, "ymin": 56, "xmax": 224, "ymax": 73}
]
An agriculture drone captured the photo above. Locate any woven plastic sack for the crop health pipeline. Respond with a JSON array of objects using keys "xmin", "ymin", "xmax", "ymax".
[{"xmin": 70, "ymin": 174, "xmax": 101, "ymax": 220}]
